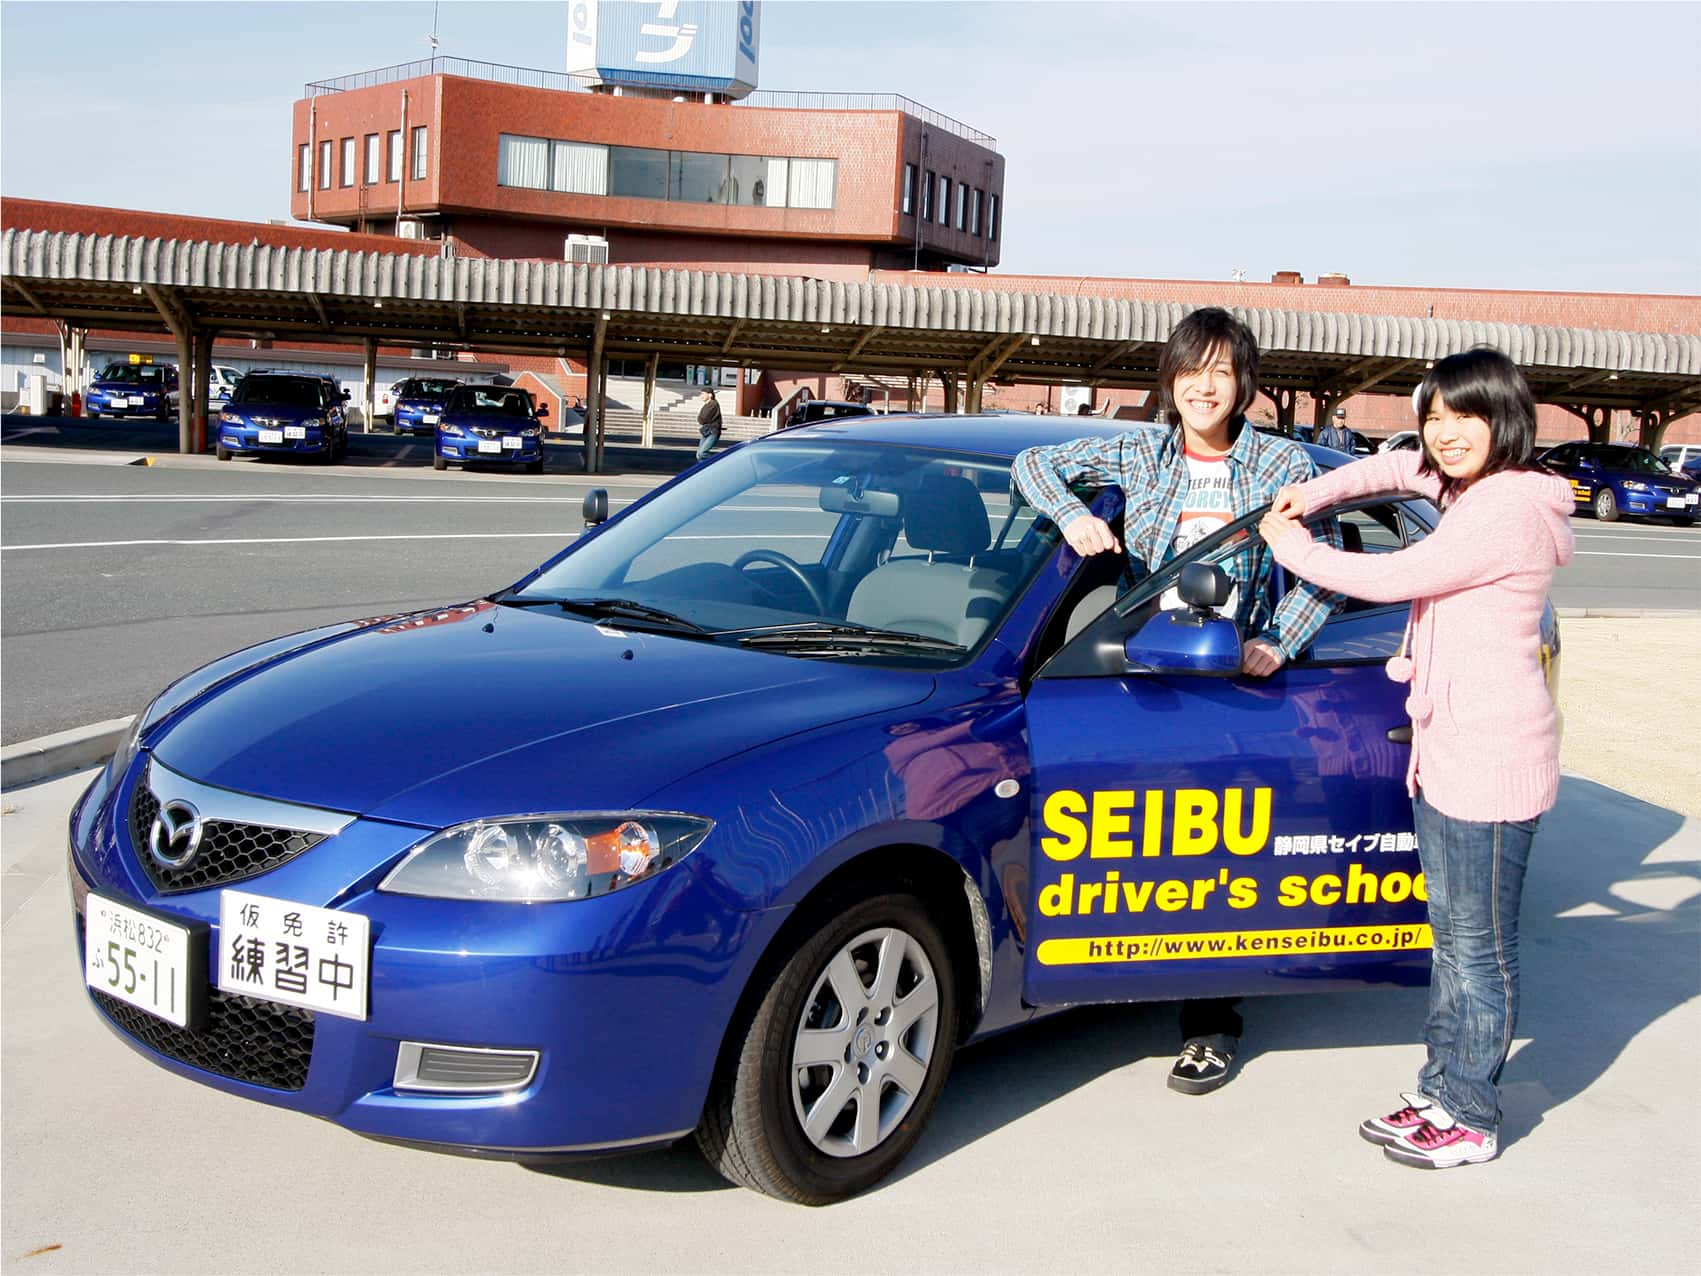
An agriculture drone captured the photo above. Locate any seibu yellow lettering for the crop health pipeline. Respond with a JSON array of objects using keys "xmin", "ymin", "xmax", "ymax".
[{"xmin": 1040, "ymin": 786, "xmax": 1274, "ymax": 861}]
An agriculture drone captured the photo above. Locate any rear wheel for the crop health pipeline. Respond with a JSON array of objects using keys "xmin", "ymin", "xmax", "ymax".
[
  {"xmin": 1593, "ymin": 489, "xmax": 1619, "ymax": 522},
  {"xmin": 696, "ymin": 892, "xmax": 958, "ymax": 1205}
]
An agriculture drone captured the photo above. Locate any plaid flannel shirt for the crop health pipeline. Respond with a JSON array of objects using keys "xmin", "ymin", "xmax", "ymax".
[{"xmin": 1013, "ymin": 422, "xmax": 1341, "ymax": 660}]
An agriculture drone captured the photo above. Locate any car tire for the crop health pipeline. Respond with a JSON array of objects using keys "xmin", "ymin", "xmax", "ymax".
[
  {"xmin": 1593, "ymin": 489, "xmax": 1619, "ymax": 522},
  {"xmin": 527, "ymin": 459, "xmax": 544, "ymax": 475},
  {"xmin": 215, "ymin": 445, "xmax": 231, "ymax": 462},
  {"xmin": 433, "ymin": 454, "xmax": 448, "ymax": 471},
  {"xmin": 696, "ymin": 891, "xmax": 958, "ymax": 1206}
]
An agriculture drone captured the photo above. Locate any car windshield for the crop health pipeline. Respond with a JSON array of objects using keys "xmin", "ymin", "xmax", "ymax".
[
  {"xmin": 1594, "ymin": 447, "xmax": 1669, "ymax": 474},
  {"xmin": 446, "ymin": 386, "xmax": 535, "ymax": 416},
  {"xmin": 399, "ymin": 379, "xmax": 458, "ymax": 400},
  {"xmin": 96, "ymin": 364, "xmax": 165, "ymax": 385},
  {"xmin": 232, "ymin": 377, "xmax": 321, "ymax": 408},
  {"xmin": 507, "ymin": 440, "xmax": 1060, "ymax": 665}
]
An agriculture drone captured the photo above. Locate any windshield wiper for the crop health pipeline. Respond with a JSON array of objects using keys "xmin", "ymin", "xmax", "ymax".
[
  {"xmin": 732, "ymin": 622, "xmax": 965, "ymax": 657},
  {"xmin": 500, "ymin": 595, "xmax": 709, "ymax": 635}
]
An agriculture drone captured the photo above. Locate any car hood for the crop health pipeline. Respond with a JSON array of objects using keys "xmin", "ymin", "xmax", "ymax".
[
  {"xmin": 151, "ymin": 603, "xmax": 934, "ymax": 826},
  {"xmin": 442, "ymin": 410, "xmax": 539, "ymax": 430}
]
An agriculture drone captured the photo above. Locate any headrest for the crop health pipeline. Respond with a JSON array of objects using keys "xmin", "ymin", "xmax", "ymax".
[{"xmin": 905, "ymin": 473, "xmax": 991, "ymax": 556}]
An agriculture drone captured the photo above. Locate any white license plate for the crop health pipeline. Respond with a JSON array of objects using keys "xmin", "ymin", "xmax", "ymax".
[
  {"xmin": 258, "ymin": 429, "xmax": 284, "ymax": 444},
  {"xmin": 85, "ymin": 893, "xmax": 200, "ymax": 1028},
  {"xmin": 217, "ymin": 890, "xmax": 370, "ymax": 1021},
  {"xmin": 284, "ymin": 425, "xmax": 307, "ymax": 440},
  {"xmin": 423, "ymin": 413, "xmax": 440, "ymax": 425},
  {"xmin": 1667, "ymin": 497, "xmax": 1686, "ymax": 509},
  {"xmin": 478, "ymin": 440, "xmax": 501, "ymax": 454},
  {"xmin": 128, "ymin": 396, "xmax": 147, "ymax": 407},
  {"xmin": 502, "ymin": 436, "xmax": 522, "ymax": 450}
]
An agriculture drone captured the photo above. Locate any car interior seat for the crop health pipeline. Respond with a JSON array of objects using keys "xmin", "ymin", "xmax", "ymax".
[{"xmin": 847, "ymin": 473, "xmax": 1012, "ymax": 646}]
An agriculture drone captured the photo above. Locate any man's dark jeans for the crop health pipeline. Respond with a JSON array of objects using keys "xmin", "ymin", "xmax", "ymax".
[
  {"xmin": 1413, "ymin": 788, "xmax": 1539, "ymax": 1131},
  {"xmin": 696, "ymin": 430, "xmax": 720, "ymax": 461}
]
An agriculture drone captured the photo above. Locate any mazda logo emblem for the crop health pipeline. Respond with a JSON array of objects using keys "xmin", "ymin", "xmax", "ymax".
[{"xmin": 149, "ymin": 798, "xmax": 205, "ymax": 869}]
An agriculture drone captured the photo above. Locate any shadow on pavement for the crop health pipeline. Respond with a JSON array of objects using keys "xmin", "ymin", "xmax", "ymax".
[
  {"xmin": 514, "ymin": 774, "xmax": 1695, "ymax": 1196},
  {"xmin": 0, "ymin": 412, "xmax": 702, "ymax": 477}
]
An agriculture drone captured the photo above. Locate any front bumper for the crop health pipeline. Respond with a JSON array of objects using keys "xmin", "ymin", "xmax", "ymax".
[
  {"xmin": 436, "ymin": 436, "xmax": 543, "ymax": 464},
  {"xmin": 218, "ymin": 425, "xmax": 333, "ymax": 456},
  {"xmin": 88, "ymin": 392, "xmax": 165, "ymax": 416},
  {"xmin": 67, "ymin": 760, "xmax": 773, "ymax": 1156},
  {"xmin": 1622, "ymin": 489, "xmax": 1699, "ymax": 518},
  {"xmin": 395, "ymin": 407, "xmax": 442, "ymax": 434}
]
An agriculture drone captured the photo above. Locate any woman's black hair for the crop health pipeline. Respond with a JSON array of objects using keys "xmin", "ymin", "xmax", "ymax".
[
  {"xmin": 1413, "ymin": 346, "xmax": 1539, "ymax": 498},
  {"xmin": 1158, "ymin": 307, "xmax": 1261, "ymax": 425}
]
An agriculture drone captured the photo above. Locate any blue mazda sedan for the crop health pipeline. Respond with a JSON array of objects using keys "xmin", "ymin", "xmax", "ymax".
[
  {"xmin": 391, "ymin": 376, "xmax": 461, "ymax": 436},
  {"xmin": 433, "ymin": 384, "xmax": 547, "ymax": 473},
  {"xmin": 215, "ymin": 372, "xmax": 350, "ymax": 464},
  {"xmin": 1539, "ymin": 440, "xmax": 1701, "ymax": 524},
  {"xmin": 69, "ymin": 415, "xmax": 1548, "ymax": 1203},
  {"xmin": 86, "ymin": 360, "xmax": 179, "ymax": 420}
]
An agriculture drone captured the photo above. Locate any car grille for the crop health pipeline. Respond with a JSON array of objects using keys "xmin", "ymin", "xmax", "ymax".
[
  {"xmin": 130, "ymin": 784, "xmax": 326, "ymax": 894},
  {"xmin": 92, "ymin": 986, "xmax": 315, "ymax": 1091}
]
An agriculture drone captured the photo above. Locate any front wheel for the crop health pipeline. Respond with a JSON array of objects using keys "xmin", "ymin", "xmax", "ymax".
[
  {"xmin": 1593, "ymin": 488, "xmax": 1619, "ymax": 522},
  {"xmin": 433, "ymin": 454, "xmax": 448, "ymax": 471},
  {"xmin": 215, "ymin": 445, "xmax": 231, "ymax": 462},
  {"xmin": 696, "ymin": 892, "xmax": 958, "ymax": 1205}
]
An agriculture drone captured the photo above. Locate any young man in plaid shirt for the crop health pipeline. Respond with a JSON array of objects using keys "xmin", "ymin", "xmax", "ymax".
[{"xmin": 1013, "ymin": 307, "xmax": 1341, "ymax": 1095}]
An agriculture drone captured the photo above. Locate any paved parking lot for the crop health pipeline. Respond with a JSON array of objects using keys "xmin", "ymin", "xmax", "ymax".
[{"xmin": 3, "ymin": 763, "xmax": 1696, "ymax": 1274}]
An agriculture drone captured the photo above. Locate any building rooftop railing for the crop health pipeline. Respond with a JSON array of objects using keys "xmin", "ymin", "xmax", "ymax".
[{"xmin": 303, "ymin": 56, "xmax": 997, "ymax": 148}]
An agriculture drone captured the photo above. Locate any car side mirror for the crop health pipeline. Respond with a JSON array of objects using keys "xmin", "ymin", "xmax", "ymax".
[
  {"xmin": 582, "ymin": 489, "xmax": 609, "ymax": 526},
  {"xmin": 537, "ymin": 402, "xmax": 549, "ymax": 417},
  {"xmin": 341, "ymin": 389, "xmax": 352, "ymax": 400},
  {"xmin": 1123, "ymin": 564, "xmax": 1243, "ymax": 675}
]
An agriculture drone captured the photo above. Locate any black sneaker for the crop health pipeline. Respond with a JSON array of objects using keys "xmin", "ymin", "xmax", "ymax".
[{"xmin": 1167, "ymin": 1035, "xmax": 1237, "ymax": 1095}]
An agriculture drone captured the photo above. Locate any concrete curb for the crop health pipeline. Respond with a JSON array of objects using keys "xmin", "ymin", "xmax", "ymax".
[
  {"xmin": 1556, "ymin": 607, "xmax": 1701, "ymax": 619},
  {"xmin": 2, "ymin": 717, "xmax": 131, "ymax": 789}
]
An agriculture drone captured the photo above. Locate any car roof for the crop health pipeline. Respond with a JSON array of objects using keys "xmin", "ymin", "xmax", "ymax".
[{"xmin": 771, "ymin": 411, "xmax": 1337, "ymax": 468}]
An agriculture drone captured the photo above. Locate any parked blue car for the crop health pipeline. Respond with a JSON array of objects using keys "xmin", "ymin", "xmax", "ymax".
[
  {"xmin": 86, "ymin": 361, "xmax": 179, "ymax": 419},
  {"xmin": 215, "ymin": 372, "xmax": 349, "ymax": 463},
  {"xmin": 391, "ymin": 376, "xmax": 461, "ymax": 436},
  {"xmin": 69, "ymin": 416, "xmax": 1555, "ymax": 1203},
  {"xmin": 433, "ymin": 384, "xmax": 547, "ymax": 473},
  {"xmin": 1540, "ymin": 441, "xmax": 1700, "ymax": 524}
]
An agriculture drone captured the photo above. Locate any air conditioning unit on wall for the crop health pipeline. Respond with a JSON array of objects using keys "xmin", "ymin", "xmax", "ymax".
[
  {"xmin": 398, "ymin": 218, "xmax": 426, "ymax": 240},
  {"xmin": 565, "ymin": 234, "xmax": 610, "ymax": 265}
]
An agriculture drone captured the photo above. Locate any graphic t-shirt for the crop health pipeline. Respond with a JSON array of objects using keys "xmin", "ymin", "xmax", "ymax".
[{"xmin": 1160, "ymin": 448, "xmax": 1240, "ymax": 614}]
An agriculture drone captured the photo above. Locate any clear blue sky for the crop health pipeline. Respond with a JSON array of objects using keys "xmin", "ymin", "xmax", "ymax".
[{"xmin": 3, "ymin": 1, "xmax": 1696, "ymax": 294}]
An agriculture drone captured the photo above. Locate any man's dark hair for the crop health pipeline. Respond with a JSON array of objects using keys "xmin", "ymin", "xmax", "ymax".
[
  {"xmin": 1414, "ymin": 346, "xmax": 1539, "ymax": 499},
  {"xmin": 1157, "ymin": 307, "xmax": 1261, "ymax": 425}
]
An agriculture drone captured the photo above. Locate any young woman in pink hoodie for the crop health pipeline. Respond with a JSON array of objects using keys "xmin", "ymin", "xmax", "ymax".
[{"xmin": 1259, "ymin": 348, "xmax": 1576, "ymax": 1169}]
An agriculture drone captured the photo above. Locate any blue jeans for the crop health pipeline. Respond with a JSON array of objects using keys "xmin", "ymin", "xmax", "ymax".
[
  {"xmin": 695, "ymin": 431, "xmax": 720, "ymax": 461},
  {"xmin": 1413, "ymin": 788, "xmax": 1539, "ymax": 1131}
]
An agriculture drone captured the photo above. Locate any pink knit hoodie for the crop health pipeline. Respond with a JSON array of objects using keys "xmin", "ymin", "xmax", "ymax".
[{"xmin": 1269, "ymin": 449, "xmax": 1576, "ymax": 823}]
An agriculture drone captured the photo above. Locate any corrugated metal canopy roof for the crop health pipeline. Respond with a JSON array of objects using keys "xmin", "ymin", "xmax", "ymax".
[{"xmin": 4, "ymin": 228, "xmax": 1698, "ymax": 417}]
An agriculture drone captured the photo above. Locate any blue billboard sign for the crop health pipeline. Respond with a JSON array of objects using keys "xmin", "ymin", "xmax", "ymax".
[{"xmin": 567, "ymin": 1, "xmax": 760, "ymax": 98}]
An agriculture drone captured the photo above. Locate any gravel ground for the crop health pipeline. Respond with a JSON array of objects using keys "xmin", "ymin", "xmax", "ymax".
[{"xmin": 1558, "ymin": 614, "xmax": 1700, "ymax": 817}]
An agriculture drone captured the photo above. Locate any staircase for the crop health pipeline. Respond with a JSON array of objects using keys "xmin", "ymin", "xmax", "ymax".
[{"xmin": 600, "ymin": 406, "xmax": 773, "ymax": 444}]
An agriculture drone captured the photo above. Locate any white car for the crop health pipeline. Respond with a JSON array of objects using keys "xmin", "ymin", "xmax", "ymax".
[{"xmin": 1379, "ymin": 430, "xmax": 1420, "ymax": 453}]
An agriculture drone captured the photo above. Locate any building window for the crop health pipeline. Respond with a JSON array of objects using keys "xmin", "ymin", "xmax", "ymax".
[
  {"xmin": 937, "ymin": 175, "xmax": 950, "ymax": 226},
  {"xmin": 552, "ymin": 140, "xmax": 608, "ymax": 194},
  {"xmin": 672, "ymin": 150, "xmax": 731, "ymax": 203},
  {"xmin": 340, "ymin": 138, "xmax": 355, "ymax": 188},
  {"xmin": 318, "ymin": 140, "xmax": 332, "ymax": 190},
  {"xmin": 955, "ymin": 183, "xmax": 966, "ymax": 230},
  {"xmin": 364, "ymin": 134, "xmax": 380, "ymax": 185},
  {"xmin": 921, "ymin": 170, "xmax": 934, "ymax": 221},
  {"xmin": 298, "ymin": 144, "xmax": 310, "ymax": 193},
  {"xmin": 608, "ymin": 145, "xmax": 669, "ymax": 200},
  {"xmin": 989, "ymin": 193, "xmax": 1000, "ymax": 241},
  {"xmin": 902, "ymin": 163, "xmax": 915, "ymax": 216},
  {"xmin": 498, "ymin": 134, "xmax": 551, "ymax": 189},
  {"xmin": 387, "ymin": 130, "xmax": 402, "ymax": 182},
  {"xmin": 411, "ymin": 126, "xmax": 428, "ymax": 181},
  {"xmin": 729, "ymin": 154, "xmax": 786, "ymax": 206},
  {"xmin": 787, "ymin": 158, "xmax": 835, "ymax": 210},
  {"xmin": 970, "ymin": 188, "xmax": 983, "ymax": 236}
]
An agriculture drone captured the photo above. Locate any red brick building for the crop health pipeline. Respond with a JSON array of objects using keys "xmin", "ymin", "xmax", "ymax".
[{"xmin": 291, "ymin": 61, "xmax": 1005, "ymax": 278}]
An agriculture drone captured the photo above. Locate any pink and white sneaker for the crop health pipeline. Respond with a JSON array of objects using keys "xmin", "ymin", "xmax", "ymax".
[
  {"xmin": 1359, "ymin": 1093, "xmax": 1436, "ymax": 1147},
  {"xmin": 1385, "ymin": 1109, "xmax": 1499, "ymax": 1169}
]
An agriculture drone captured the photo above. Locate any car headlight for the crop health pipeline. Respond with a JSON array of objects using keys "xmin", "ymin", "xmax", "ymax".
[
  {"xmin": 222, "ymin": 412, "xmax": 243, "ymax": 425},
  {"xmin": 440, "ymin": 423, "xmax": 465, "ymax": 436},
  {"xmin": 105, "ymin": 692, "xmax": 161, "ymax": 785},
  {"xmin": 379, "ymin": 813, "xmax": 712, "ymax": 902},
  {"xmin": 1622, "ymin": 480, "xmax": 1649, "ymax": 492},
  {"xmin": 301, "ymin": 417, "xmax": 325, "ymax": 430},
  {"xmin": 521, "ymin": 427, "xmax": 541, "ymax": 437}
]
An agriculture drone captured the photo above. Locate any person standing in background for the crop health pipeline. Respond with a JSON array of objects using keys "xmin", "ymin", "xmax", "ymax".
[{"xmin": 696, "ymin": 387, "xmax": 723, "ymax": 461}]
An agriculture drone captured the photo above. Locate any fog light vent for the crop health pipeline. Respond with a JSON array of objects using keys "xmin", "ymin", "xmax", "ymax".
[{"xmin": 394, "ymin": 1041, "xmax": 538, "ymax": 1093}]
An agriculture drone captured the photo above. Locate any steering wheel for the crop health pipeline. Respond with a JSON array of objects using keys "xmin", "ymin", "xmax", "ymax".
[{"xmin": 731, "ymin": 549, "xmax": 827, "ymax": 613}]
